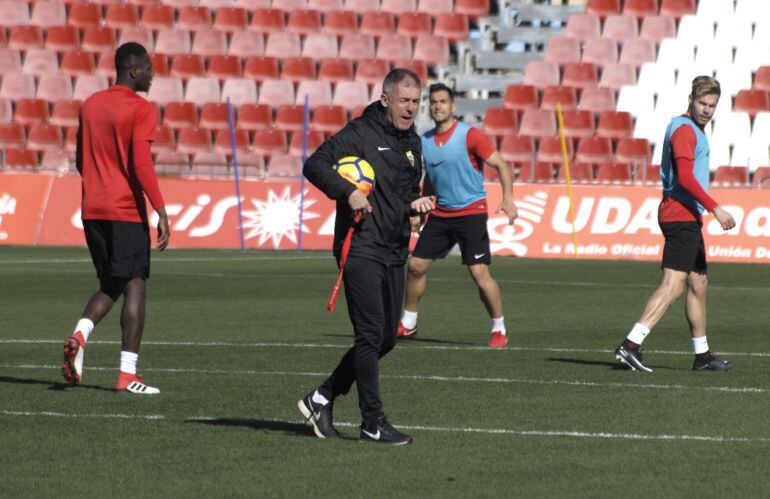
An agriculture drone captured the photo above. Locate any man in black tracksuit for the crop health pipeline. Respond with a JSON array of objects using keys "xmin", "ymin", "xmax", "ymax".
[{"xmin": 298, "ymin": 69, "xmax": 435, "ymax": 445}]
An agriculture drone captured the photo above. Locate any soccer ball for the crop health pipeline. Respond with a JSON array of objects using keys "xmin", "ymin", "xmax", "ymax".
[{"xmin": 333, "ymin": 156, "xmax": 375, "ymax": 195}]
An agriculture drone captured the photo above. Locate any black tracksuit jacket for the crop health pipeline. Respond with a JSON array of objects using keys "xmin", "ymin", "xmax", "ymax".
[{"xmin": 303, "ymin": 101, "xmax": 423, "ymax": 266}]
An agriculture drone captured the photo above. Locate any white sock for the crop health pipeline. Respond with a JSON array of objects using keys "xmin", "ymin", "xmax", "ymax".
[
  {"xmin": 626, "ymin": 322, "xmax": 650, "ymax": 345},
  {"xmin": 491, "ymin": 316, "xmax": 506, "ymax": 335},
  {"xmin": 692, "ymin": 336, "xmax": 709, "ymax": 355},
  {"xmin": 120, "ymin": 351, "xmax": 138, "ymax": 375},
  {"xmin": 74, "ymin": 318, "xmax": 94, "ymax": 343},
  {"xmin": 401, "ymin": 310, "xmax": 418, "ymax": 329},
  {"xmin": 312, "ymin": 390, "xmax": 329, "ymax": 406}
]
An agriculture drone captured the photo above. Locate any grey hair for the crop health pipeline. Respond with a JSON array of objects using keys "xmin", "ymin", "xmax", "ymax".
[{"xmin": 382, "ymin": 68, "xmax": 422, "ymax": 97}]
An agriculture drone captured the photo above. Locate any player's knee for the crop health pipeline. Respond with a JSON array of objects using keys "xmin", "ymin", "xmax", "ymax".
[
  {"xmin": 468, "ymin": 264, "xmax": 491, "ymax": 284},
  {"xmin": 407, "ymin": 259, "xmax": 428, "ymax": 278},
  {"xmin": 99, "ymin": 276, "xmax": 127, "ymax": 300}
]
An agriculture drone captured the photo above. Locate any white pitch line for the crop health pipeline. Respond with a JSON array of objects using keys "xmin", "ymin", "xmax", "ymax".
[
  {"xmin": 0, "ymin": 410, "xmax": 164, "ymax": 420},
  {"xmin": 2, "ymin": 338, "xmax": 769, "ymax": 358},
  {"xmin": 2, "ymin": 364, "xmax": 766, "ymax": 395},
  {"xmin": 189, "ymin": 417, "xmax": 770, "ymax": 443}
]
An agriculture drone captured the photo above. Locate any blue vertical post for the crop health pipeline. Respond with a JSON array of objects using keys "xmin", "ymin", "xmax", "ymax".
[
  {"xmin": 226, "ymin": 97, "xmax": 246, "ymax": 253},
  {"xmin": 298, "ymin": 94, "xmax": 309, "ymax": 252}
]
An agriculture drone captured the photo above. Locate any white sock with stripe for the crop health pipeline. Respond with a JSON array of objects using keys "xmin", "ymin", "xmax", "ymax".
[
  {"xmin": 74, "ymin": 318, "xmax": 94, "ymax": 343},
  {"xmin": 120, "ymin": 351, "xmax": 138, "ymax": 375}
]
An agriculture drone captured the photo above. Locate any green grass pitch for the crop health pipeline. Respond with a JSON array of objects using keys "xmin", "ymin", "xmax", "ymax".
[{"xmin": 1, "ymin": 246, "xmax": 768, "ymax": 497}]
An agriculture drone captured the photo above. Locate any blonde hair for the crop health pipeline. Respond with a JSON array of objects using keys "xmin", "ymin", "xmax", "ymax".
[{"xmin": 690, "ymin": 76, "xmax": 721, "ymax": 100}]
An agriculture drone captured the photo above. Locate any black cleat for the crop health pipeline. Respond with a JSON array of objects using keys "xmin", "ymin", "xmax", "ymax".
[
  {"xmin": 693, "ymin": 354, "xmax": 733, "ymax": 371},
  {"xmin": 360, "ymin": 418, "xmax": 412, "ymax": 445},
  {"xmin": 298, "ymin": 391, "xmax": 340, "ymax": 439},
  {"xmin": 615, "ymin": 343, "xmax": 653, "ymax": 372}
]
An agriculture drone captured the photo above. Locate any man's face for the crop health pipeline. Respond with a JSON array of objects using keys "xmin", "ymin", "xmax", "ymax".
[
  {"xmin": 429, "ymin": 90, "xmax": 456, "ymax": 125},
  {"xmin": 689, "ymin": 93, "xmax": 719, "ymax": 127},
  {"xmin": 381, "ymin": 79, "xmax": 422, "ymax": 131},
  {"xmin": 132, "ymin": 55, "xmax": 153, "ymax": 93}
]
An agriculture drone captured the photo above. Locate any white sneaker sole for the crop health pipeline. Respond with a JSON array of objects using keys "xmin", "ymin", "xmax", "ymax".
[
  {"xmin": 615, "ymin": 353, "xmax": 653, "ymax": 373},
  {"xmin": 297, "ymin": 399, "xmax": 326, "ymax": 439}
]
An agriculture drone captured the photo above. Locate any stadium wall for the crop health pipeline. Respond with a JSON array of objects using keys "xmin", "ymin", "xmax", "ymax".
[{"xmin": 2, "ymin": 173, "xmax": 770, "ymax": 263}]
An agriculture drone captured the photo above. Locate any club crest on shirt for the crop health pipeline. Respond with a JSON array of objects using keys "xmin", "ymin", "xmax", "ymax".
[{"xmin": 405, "ymin": 150, "xmax": 415, "ymax": 167}]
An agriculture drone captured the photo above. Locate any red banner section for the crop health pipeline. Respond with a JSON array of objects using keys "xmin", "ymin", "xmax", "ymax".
[{"xmin": 3, "ymin": 173, "xmax": 770, "ymax": 263}]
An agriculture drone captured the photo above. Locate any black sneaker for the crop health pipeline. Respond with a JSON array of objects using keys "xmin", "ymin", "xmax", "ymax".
[
  {"xmin": 614, "ymin": 343, "xmax": 653, "ymax": 372},
  {"xmin": 360, "ymin": 418, "xmax": 412, "ymax": 445},
  {"xmin": 693, "ymin": 353, "xmax": 733, "ymax": 371},
  {"xmin": 297, "ymin": 391, "xmax": 340, "ymax": 439}
]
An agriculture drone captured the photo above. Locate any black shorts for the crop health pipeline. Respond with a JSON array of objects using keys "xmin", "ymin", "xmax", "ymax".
[
  {"xmin": 84, "ymin": 220, "xmax": 151, "ymax": 279},
  {"xmin": 660, "ymin": 221, "xmax": 707, "ymax": 274},
  {"xmin": 413, "ymin": 213, "xmax": 491, "ymax": 265}
]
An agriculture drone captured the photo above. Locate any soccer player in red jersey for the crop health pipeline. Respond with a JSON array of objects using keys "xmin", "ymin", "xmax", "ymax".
[
  {"xmin": 61, "ymin": 43, "xmax": 170, "ymax": 394},
  {"xmin": 614, "ymin": 76, "xmax": 736, "ymax": 373}
]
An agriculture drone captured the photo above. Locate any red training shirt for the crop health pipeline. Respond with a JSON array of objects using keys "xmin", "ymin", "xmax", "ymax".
[{"xmin": 77, "ymin": 85, "xmax": 164, "ymax": 223}]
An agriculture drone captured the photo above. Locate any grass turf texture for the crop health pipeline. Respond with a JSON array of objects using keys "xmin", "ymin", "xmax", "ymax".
[{"xmin": 0, "ymin": 246, "xmax": 768, "ymax": 497}]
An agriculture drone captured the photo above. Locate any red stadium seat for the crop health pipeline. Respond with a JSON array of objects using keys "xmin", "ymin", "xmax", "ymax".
[
  {"xmin": 0, "ymin": 99, "xmax": 12, "ymax": 125},
  {"xmin": 141, "ymin": 5, "xmax": 175, "ymax": 32},
  {"xmin": 519, "ymin": 109, "xmax": 557, "ymax": 138},
  {"xmin": 50, "ymin": 100, "xmax": 81, "ymax": 128},
  {"xmin": 596, "ymin": 162, "xmax": 633, "ymax": 184},
  {"xmin": 523, "ymin": 61, "xmax": 560, "ymax": 89},
  {"xmin": 288, "ymin": 129, "xmax": 324, "ymax": 157},
  {"xmin": 540, "ymin": 86, "xmax": 578, "ymax": 111},
  {"xmin": 171, "ymin": 54, "xmax": 206, "ymax": 80},
  {"xmin": 561, "ymin": 109, "xmax": 595, "ymax": 139},
  {"xmin": 751, "ymin": 166, "xmax": 770, "ymax": 187},
  {"xmin": 274, "ymin": 0, "xmax": 310, "ymax": 11},
  {"xmin": 615, "ymin": 138, "xmax": 651, "ymax": 168},
  {"xmin": 302, "ymin": 33, "xmax": 339, "ymax": 60},
  {"xmin": 345, "ymin": 0, "xmax": 379, "ymax": 12},
  {"xmin": 503, "ymin": 84, "xmax": 538, "ymax": 114},
  {"xmin": 146, "ymin": 76, "xmax": 184, "ymax": 106},
  {"xmin": 267, "ymin": 153, "xmax": 302, "ymax": 177},
  {"xmin": 9, "ymin": 26, "xmax": 44, "ymax": 51},
  {"xmin": 557, "ymin": 162, "xmax": 593, "ymax": 183},
  {"xmin": 41, "ymin": 150, "xmax": 73, "ymax": 172},
  {"xmin": 754, "ymin": 67, "xmax": 770, "ymax": 92},
  {"xmin": 73, "ymin": 75, "xmax": 109, "ymax": 101},
  {"xmin": 251, "ymin": 8, "xmax": 286, "ymax": 34},
  {"xmin": 598, "ymin": 63, "xmax": 636, "ymax": 91},
  {"xmin": 333, "ymin": 81, "xmax": 369, "ymax": 110},
  {"xmin": 623, "ymin": 0, "xmax": 658, "ymax": 19},
  {"xmin": 311, "ymin": 105, "xmax": 346, "ymax": 134},
  {"xmin": 209, "ymin": 55, "xmax": 243, "ymax": 80},
  {"xmin": 417, "ymin": 0, "xmax": 452, "ymax": 14},
  {"xmin": 596, "ymin": 111, "xmax": 633, "ymax": 140},
  {"xmin": 64, "ymin": 125, "xmax": 77, "ymax": 153},
  {"xmin": 377, "ymin": 35, "xmax": 412, "ymax": 61},
  {"xmin": 361, "ymin": 11, "xmax": 396, "ymax": 38},
  {"xmin": 576, "ymin": 136, "xmax": 613, "ymax": 165},
  {"xmin": 31, "ymin": 1, "xmax": 67, "ymax": 28},
  {"xmin": 214, "ymin": 7, "xmax": 249, "ymax": 33},
  {"xmin": 214, "ymin": 128, "xmax": 250, "ymax": 156},
  {"xmin": 482, "ymin": 107, "xmax": 518, "ymax": 142},
  {"xmin": 356, "ymin": 59, "xmax": 390, "ymax": 86},
  {"xmin": 287, "ymin": 9, "xmax": 323, "ymax": 37},
  {"xmin": 27, "ymin": 123, "xmax": 63, "ymax": 151},
  {"xmin": 244, "ymin": 56, "xmax": 280, "ymax": 82},
  {"xmin": 324, "ymin": 11, "xmax": 359, "ymax": 38},
  {"xmin": 619, "ymin": 38, "xmax": 656, "ymax": 67},
  {"xmin": 265, "ymin": 32, "xmax": 302, "ymax": 59},
  {"xmin": 192, "ymin": 30, "xmax": 228, "ymax": 56},
  {"xmin": 586, "ymin": 0, "xmax": 621, "ymax": 18},
  {"xmin": 602, "ymin": 15, "xmax": 638, "ymax": 43},
  {"xmin": 640, "ymin": 15, "xmax": 677, "ymax": 44},
  {"xmin": 0, "ymin": 123, "xmax": 25, "ymax": 147},
  {"xmin": 0, "ymin": 0, "xmax": 28, "ymax": 26},
  {"xmin": 296, "ymin": 80, "xmax": 333, "ymax": 108},
  {"xmin": 22, "ymin": 49, "xmax": 59, "ymax": 76},
  {"xmin": 518, "ymin": 162, "xmax": 555, "ymax": 183},
  {"xmin": 1, "ymin": 72, "xmax": 36, "ymax": 101},
  {"xmin": 149, "ymin": 53, "xmax": 170, "ymax": 76},
  {"xmin": 119, "ymin": 27, "xmax": 155, "ymax": 52},
  {"xmin": 380, "ymin": 0, "xmax": 416, "ymax": 14},
  {"xmin": 397, "ymin": 12, "xmax": 432, "ymax": 40},
  {"xmin": 252, "ymin": 128, "xmax": 288, "ymax": 158},
  {"xmin": 455, "ymin": 0, "xmax": 489, "ymax": 18},
  {"xmin": 0, "ymin": 49, "xmax": 22, "ymax": 76},
  {"xmin": 544, "ymin": 37, "xmax": 581, "ymax": 66},
  {"xmin": 4, "ymin": 148, "xmax": 38, "ymax": 170},
  {"xmin": 154, "ymin": 151, "xmax": 190, "ymax": 175},
  {"xmin": 156, "ymin": 29, "xmax": 192, "ymax": 55},
  {"xmin": 229, "ymin": 32, "xmax": 266, "ymax": 58},
  {"xmin": 45, "ymin": 26, "xmax": 79, "ymax": 53},
  {"xmin": 582, "ymin": 39, "xmax": 619, "ymax": 66},
  {"xmin": 164, "ymin": 102, "xmax": 199, "ymax": 130},
  {"xmin": 221, "ymin": 78, "xmax": 258, "ymax": 106},
  {"xmin": 37, "ymin": 73, "xmax": 73, "ymax": 102},
  {"xmin": 237, "ymin": 103, "xmax": 272, "ymax": 131},
  {"xmin": 433, "ymin": 13, "xmax": 469, "ymax": 43},
  {"xmin": 309, "ymin": 0, "xmax": 344, "ymax": 12},
  {"xmin": 339, "ymin": 34, "xmax": 376, "ymax": 61},
  {"xmin": 81, "ymin": 27, "xmax": 117, "ymax": 53},
  {"xmin": 713, "ymin": 165, "xmax": 748, "ymax": 186},
  {"xmin": 413, "ymin": 35, "xmax": 450, "ymax": 66},
  {"xmin": 394, "ymin": 59, "xmax": 427, "ymax": 83},
  {"xmin": 258, "ymin": 79, "xmax": 295, "ymax": 108},
  {"xmin": 579, "ymin": 87, "xmax": 616, "ymax": 114},
  {"xmin": 562, "ymin": 63, "xmax": 598, "ymax": 90},
  {"xmin": 105, "ymin": 4, "xmax": 139, "ymax": 29},
  {"xmin": 177, "ymin": 127, "xmax": 212, "ymax": 154},
  {"xmin": 153, "ymin": 125, "xmax": 176, "ymax": 153},
  {"xmin": 733, "ymin": 90, "xmax": 770, "ymax": 117},
  {"xmin": 500, "ymin": 135, "xmax": 535, "ymax": 165},
  {"xmin": 199, "ymin": 103, "xmax": 230, "ymax": 130},
  {"xmin": 537, "ymin": 136, "xmax": 573, "ymax": 165},
  {"xmin": 68, "ymin": 3, "xmax": 102, "ymax": 30},
  {"xmin": 660, "ymin": 0, "xmax": 696, "ymax": 20},
  {"xmin": 281, "ymin": 57, "xmax": 318, "ymax": 83},
  {"xmin": 185, "ymin": 77, "xmax": 221, "ymax": 104},
  {"xmin": 564, "ymin": 14, "xmax": 601, "ymax": 43},
  {"xmin": 319, "ymin": 59, "xmax": 354, "ymax": 84},
  {"xmin": 14, "ymin": 99, "xmax": 49, "ymax": 127},
  {"xmin": 178, "ymin": 6, "xmax": 213, "ymax": 32}
]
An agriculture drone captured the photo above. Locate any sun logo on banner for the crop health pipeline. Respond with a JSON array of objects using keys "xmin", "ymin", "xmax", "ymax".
[
  {"xmin": 241, "ymin": 186, "xmax": 319, "ymax": 248},
  {"xmin": 488, "ymin": 191, "xmax": 548, "ymax": 256}
]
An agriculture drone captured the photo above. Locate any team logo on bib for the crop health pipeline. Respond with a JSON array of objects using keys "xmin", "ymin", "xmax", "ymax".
[{"xmin": 405, "ymin": 150, "xmax": 415, "ymax": 167}]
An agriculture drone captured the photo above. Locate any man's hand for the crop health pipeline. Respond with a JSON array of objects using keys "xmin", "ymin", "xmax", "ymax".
[
  {"xmin": 410, "ymin": 215, "xmax": 421, "ymax": 233},
  {"xmin": 496, "ymin": 199, "xmax": 518, "ymax": 225},
  {"xmin": 156, "ymin": 207, "xmax": 170, "ymax": 251},
  {"xmin": 348, "ymin": 189, "xmax": 372, "ymax": 215},
  {"xmin": 712, "ymin": 206, "xmax": 736, "ymax": 231},
  {"xmin": 411, "ymin": 196, "xmax": 435, "ymax": 214}
]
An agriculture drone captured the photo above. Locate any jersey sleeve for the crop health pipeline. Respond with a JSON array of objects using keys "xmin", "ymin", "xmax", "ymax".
[
  {"xmin": 670, "ymin": 125, "xmax": 718, "ymax": 212},
  {"xmin": 133, "ymin": 101, "xmax": 158, "ymax": 143},
  {"xmin": 466, "ymin": 127, "xmax": 497, "ymax": 162}
]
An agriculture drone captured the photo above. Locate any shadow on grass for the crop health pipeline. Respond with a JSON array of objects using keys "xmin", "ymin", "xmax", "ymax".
[
  {"xmin": 0, "ymin": 375, "xmax": 115, "ymax": 392},
  {"xmin": 187, "ymin": 418, "xmax": 361, "ymax": 440},
  {"xmin": 548, "ymin": 357, "xmax": 677, "ymax": 371},
  {"xmin": 319, "ymin": 332, "xmax": 479, "ymax": 346}
]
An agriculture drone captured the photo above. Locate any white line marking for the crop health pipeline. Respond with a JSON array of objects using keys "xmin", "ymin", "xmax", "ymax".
[
  {"xmin": 0, "ymin": 410, "xmax": 164, "ymax": 420},
  {"xmin": 2, "ymin": 338, "xmax": 769, "ymax": 357},
  {"xmin": 2, "ymin": 364, "xmax": 765, "ymax": 394}
]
